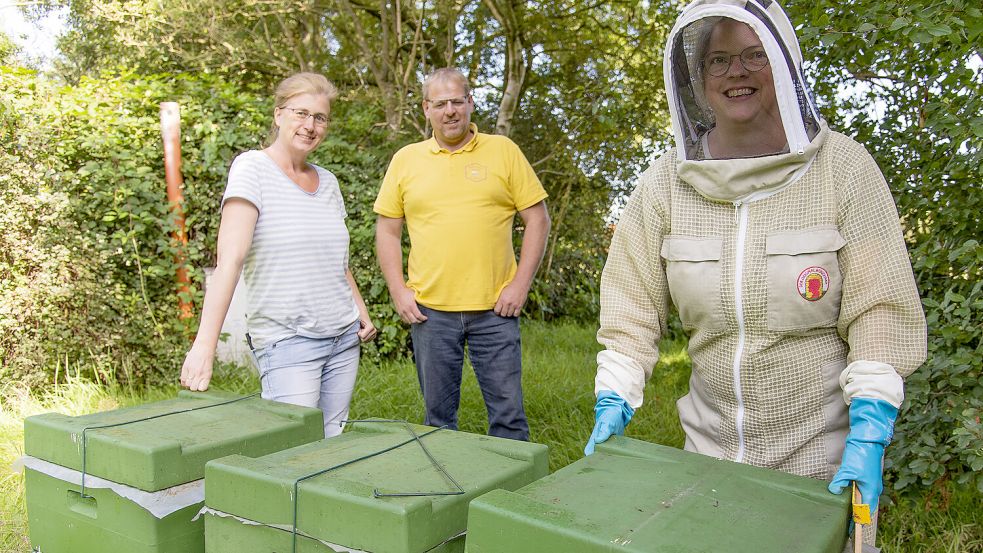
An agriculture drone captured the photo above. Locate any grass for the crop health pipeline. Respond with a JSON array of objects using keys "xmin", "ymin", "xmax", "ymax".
[
  {"xmin": 1, "ymin": 320, "xmax": 980, "ymax": 552},
  {"xmin": 349, "ymin": 319, "xmax": 689, "ymax": 472},
  {"xmin": 0, "ymin": 375, "xmax": 166, "ymax": 552},
  {"xmin": 0, "ymin": 360, "xmax": 250, "ymax": 553}
]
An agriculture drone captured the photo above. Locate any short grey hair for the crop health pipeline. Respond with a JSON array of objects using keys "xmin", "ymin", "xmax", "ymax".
[{"xmin": 422, "ymin": 67, "xmax": 471, "ymax": 100}]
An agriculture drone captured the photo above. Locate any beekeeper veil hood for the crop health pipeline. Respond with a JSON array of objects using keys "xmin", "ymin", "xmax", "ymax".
[{"xmin": 664, "ymin": 0, "xmax": 828, "ymax": 202}]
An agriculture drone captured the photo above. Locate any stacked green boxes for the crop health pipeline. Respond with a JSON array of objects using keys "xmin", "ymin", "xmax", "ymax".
[
  {"xmin": 465, "ymin": 437, "xmax": 851, "ymax": 553},
  {"xmin": 203, "ymin": 421, "xmax": 549, "ymax": 553},
  {"xmin": 23, "ymin": 390, "xmax": 325, "ymax": 553}
]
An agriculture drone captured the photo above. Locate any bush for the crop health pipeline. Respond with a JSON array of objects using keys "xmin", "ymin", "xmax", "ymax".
[
  {"xmin": 0, "ymin": 68, "xmax": 413, "ymax": 385},
  {"xmin": 791, "ymin": 0, "xmax": 983, "ymax": 496},
  {"xmin": 0, "ymin": 68, "xmax": 135, "ymax": 386},
  {"xmin": 1, "ymin": 66, "xmax": 624, "ymax": 390}
]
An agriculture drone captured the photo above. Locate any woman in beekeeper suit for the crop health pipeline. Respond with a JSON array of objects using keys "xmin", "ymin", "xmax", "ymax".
[{"xmin": 584, "ymin": 0, "xmax": 926, "ymax": 547}]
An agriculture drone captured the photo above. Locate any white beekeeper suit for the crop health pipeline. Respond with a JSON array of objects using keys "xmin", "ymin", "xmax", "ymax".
[{"xmin": 593, "ymin": 0, "xmax": 926, "ymax": 510}]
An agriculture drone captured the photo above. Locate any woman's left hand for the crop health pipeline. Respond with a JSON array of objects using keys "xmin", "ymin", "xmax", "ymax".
[{"xmin": 357, "ymin": 317, "xmax": 378, "ymax": 342}]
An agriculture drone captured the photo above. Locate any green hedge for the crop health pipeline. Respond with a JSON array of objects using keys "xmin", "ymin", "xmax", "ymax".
[
  {"xmin": 0, "ymin": 68, "xmax": 606, "ymax": 387},
  {"xmin": 0, "ymin": 68, "xmax": 414, "ymax": 386}
]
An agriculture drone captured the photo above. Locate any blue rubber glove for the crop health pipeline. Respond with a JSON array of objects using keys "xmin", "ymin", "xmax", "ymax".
[
  {"xmin": 828, "ymin": 397, "xmax": 899, "ymax": 514},
  {"xmin": 584, "ymin": 391, "xmax": 634, "ymax": 456}
]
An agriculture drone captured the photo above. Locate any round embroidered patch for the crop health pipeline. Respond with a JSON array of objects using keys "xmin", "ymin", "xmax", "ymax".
[{"xmin": 797, "ymin": 266, "xmax": 830, "ymax": 301}]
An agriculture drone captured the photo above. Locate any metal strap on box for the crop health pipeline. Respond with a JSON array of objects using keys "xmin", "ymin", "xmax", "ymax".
[
  {"xmin": 77, "ymin": 392, "xmax": 261, "ymax": 497},
  {"xmin": 289, "ymin": 419, "xmax": 465, "ymax": 553}
]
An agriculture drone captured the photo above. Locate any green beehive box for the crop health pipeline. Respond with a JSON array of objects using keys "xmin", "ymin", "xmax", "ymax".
[
  {"xmin": 203, "ymin": 421, "xmax": 550, "ymax": 553},
  {"xmin": 465, "ymin": 437, "xmax": 851, "ymax": 553},
  {"xmin": 23, "ymin": 389, "xmax": 325, "ymax": 553},
  {"xmin": 23, "ymin": 469, "xmax": 205, "ymax": 553}
]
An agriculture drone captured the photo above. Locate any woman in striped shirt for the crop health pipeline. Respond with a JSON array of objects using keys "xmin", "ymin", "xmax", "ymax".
[{"xmin": 181, "ymin": 73, "xmax": 376, "ymax": 438}]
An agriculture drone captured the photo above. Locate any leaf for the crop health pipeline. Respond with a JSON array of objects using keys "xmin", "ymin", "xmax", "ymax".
[
  {"xmin": 889, "ymin": 17, "xmax": 910, "ymax": 31},
  {"xmin": 910, "ymin": 30, "xmax": 935, "ymax": 43},
  {"xmin": 925, "ymin": 23, "xmax": 954, "ymax": 37},
  {"xmin": 858, "ymin": 23, "xmax": 877, "ymax": 33},
  {"xmin": 820, "ymin": 33, "xmax": 842, "ymax": 47},
  {"xmin": 909, "ymin": 458, "xmax": 930, "ymax": 472}
]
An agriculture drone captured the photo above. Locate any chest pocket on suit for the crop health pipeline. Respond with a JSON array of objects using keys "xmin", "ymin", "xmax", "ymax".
[
  {"xmin": 765, "ymin": 227, "xmax": 845, "ymax": 331},
  {"xmin": 661, "ymin": 236, "xmax": 725, "ymax": 331}
]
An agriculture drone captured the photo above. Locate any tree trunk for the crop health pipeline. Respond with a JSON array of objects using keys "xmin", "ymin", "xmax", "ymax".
[
  {"xmin": 335, "ymin": 0, "xmax": 404, "ymax": 135},
  {"xmin": 483, "ymin": 0, "xmax": 529, "ymax": 137},
  {"xmin": 496, "ymin": 35, "xmax": 527, "ymax": 136}
]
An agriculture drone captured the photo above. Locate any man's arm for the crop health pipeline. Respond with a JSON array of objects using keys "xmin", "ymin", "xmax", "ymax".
[
  {"xmin": 375, "ymin": 214, "xmax": 427, "ymax": 324},
  {"xmin": 494, "ymin": 200, "xmax": 551, "ymax": 317}
]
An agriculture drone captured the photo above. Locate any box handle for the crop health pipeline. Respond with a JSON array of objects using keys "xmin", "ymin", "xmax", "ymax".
[{"xmin": 67, "ymin": 490, "xmax": 98, "ymax": 519}]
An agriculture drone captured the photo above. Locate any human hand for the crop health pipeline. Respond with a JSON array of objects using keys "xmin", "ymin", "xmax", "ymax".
[
  {"xmin": 584, "ymin": 390, "xmax": 635, "ymax": 455},
  {"xmin": 357, "ymin": 317, "xmax": 378, "ymax": 342},
  {"xmin": 828, "ymin": 397, "xmax": 898, "ymax": 514},
  {"xmin": 180, "ymin": 345, "xmax": 215, "ymax": 392},
  {"xmin": 493, "ymin": 280, "xmax": 529, "ymax": 318},
  {"xmin": 393, "ymin": 285, "xmax": 427, "ymax": 324}
]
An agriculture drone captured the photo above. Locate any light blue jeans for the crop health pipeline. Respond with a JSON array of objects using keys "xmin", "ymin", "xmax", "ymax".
[{"xmin": 251, "ymin": 323, "xmax": 360, "ymax": 438}]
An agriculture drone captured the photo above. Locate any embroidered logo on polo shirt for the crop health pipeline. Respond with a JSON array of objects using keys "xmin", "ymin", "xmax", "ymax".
[
  {"xmin": 797, "ymin": 266, "xmax": 830, "ymax": 301},
  {"xmin": 465, "ymin": 163, "xmax": 487, "ymax": 182}
]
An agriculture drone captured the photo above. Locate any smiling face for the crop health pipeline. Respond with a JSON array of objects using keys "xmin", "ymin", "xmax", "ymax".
[
  {"xmin": 273, "ymin": 92, "xmax": 331, "ymax": 157},
  {"xmin": 423, "ymin": 77, "xmax": 474, "ymax": 150},
  {"xmin": 702, "ymin": 19, "xmax": 781, "ymax": 131}
]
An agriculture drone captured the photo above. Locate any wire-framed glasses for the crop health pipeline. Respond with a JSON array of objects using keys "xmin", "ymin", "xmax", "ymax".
[
  {"xmin": 279, "ymin": 106, "xmax": 329, "ymax": 126},
  {"xmin": 426, "ymin": 96, "xmax": 470, "ymax": 110},
  {"xmin": 703, "ymin": 46, "xmax": 769, "ymax": 77}
]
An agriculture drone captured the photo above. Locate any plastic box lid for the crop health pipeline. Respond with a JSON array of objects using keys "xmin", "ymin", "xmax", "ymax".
[
  {"xmin": 205, "ymin": 421, "xmax": 549, "ymax": 553},
  {"xmin": 465, "ymin": 436, "xmax": 850, "ymax": 553},
  {"xmin": 24, "ymin": 390, "xmax": 324, "ymax": 492}
]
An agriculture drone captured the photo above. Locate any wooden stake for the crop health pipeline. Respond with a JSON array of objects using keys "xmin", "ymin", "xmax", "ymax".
[
  {"xmin": 852, "ymin": 483, "xmax": 864, "ymax": 553},
  {"xmin": 160, "ymin": 102, "xmax": 192, "ymax": 321}
]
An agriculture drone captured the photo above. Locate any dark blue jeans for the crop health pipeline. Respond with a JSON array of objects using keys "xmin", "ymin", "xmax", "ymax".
[{"xmin": 411, "ymin": 305, "xmax": 529, "ymax": 441}]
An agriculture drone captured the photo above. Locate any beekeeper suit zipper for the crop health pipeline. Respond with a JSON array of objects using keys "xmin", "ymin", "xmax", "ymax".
[{"xmin": 732, "ymin": 200, "xmax": 749, "ymax": 463}]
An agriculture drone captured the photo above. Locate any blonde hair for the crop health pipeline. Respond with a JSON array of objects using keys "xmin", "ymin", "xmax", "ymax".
[
  {"xmin": 265, "ymin": 72, "xmax": 339, "ymax": 145},
  {"xmin": 422, "ymin": 67, "xmax": 471, "ymax": 100}
]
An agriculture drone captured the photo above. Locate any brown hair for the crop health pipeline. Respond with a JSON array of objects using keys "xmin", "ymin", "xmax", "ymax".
[{"xmin": 265, "ymin": 72, "xmax": 339, "ymax": 145}]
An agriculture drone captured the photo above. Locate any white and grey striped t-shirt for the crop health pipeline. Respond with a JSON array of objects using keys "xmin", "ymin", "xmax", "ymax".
[{"xmin": 222, "ymin": 150, "xmax": 358, "ymax": 349}]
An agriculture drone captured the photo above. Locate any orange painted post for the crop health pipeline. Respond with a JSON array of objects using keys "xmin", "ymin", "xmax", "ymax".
[{"xmin": 160, "ymin": 102, "xmax": 193, "ymax": 320}]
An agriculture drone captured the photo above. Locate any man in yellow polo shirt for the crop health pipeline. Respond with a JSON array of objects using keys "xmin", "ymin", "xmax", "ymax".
[{"xmin": 374, "ymin": 67, "xmax": 550, "ymax": 441}]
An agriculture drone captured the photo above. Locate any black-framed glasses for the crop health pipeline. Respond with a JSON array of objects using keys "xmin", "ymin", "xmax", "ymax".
[
  {"xmin": 703, "ymin": 46, "xmax": 769, "ymax": 77},
  {"xmin": 426, "ymin": 96, "xmax": 470, "ymax": 110},
  {"xmin": 279, "ymin": 106, "xmax": 329, "ymax": 126}
]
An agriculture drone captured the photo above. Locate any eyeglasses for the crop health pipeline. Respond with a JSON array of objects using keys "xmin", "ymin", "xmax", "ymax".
[
  {"xmin": 279, "ymin": 106, "xmax": 329, "ymax": 126},
  {"xmin": 703, "ymin": 46, "xmax": 769, "ymax": 77},
  {"xmin": 426, "ymin": 96, "xmax": 470, "ymax": 110}
]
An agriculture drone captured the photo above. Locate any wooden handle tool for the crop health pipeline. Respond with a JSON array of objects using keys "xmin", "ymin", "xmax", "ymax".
[{"xmin": 851, "ymin": 482, "xmax": 870, "ymax": 553}]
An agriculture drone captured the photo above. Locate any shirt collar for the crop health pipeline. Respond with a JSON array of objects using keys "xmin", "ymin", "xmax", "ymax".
[{"xmin": 428, "ymin": 123, "xmax": 480, "ymax": 154}]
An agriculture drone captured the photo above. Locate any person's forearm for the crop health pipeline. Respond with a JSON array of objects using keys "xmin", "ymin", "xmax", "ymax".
[
  {"xmin": 513, "ymin": 206, "xmax": 551, "ymax": 289},
  {"xmin": 193, "ymin": 199, "xmax": 256, "ymax": 351},
  {"xmin": 192, "ymin": 262, "xmax": 241, "ymax": 352},
  {"xmin": 376, "ymin": 221, "xmax": 408, "ymax": 293},
  {"xmin": 345, "ymin": 268, "xmax": 371, "ymax": 320}
]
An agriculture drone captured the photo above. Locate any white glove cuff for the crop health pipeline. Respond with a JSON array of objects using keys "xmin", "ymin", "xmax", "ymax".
[
  {"xmin": 839, "ymin": 360, "xmax": 905, "ymax": 408},
  {"xmin": 595, "ymin": 349, "xmax": 647, "ymax": 409}
]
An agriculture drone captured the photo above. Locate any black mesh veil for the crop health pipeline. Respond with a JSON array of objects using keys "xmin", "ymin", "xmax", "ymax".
[{"xmin": 666, "ymin": 0, "xmax": 823, "ymax": 160}]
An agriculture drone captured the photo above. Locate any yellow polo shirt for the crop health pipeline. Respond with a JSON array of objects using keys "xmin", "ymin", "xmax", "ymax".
[{"xmin": 374, "ymin": 125, "xmax": 547, "ymax": 311}]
